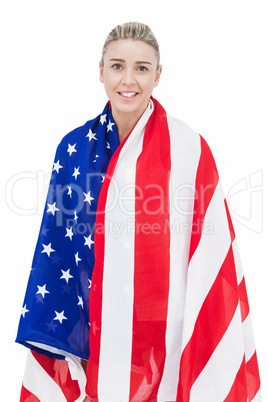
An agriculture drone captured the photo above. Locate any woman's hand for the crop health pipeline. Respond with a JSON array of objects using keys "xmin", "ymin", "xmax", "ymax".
[{"xmin": 83, "ymin": 397, "xmax": 90, "ymax": 402}]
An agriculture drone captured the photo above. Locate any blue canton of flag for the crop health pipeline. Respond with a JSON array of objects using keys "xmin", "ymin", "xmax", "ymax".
[{"xmin": 16, "ymin": 103, "xmax": 120, "ymax": 360}]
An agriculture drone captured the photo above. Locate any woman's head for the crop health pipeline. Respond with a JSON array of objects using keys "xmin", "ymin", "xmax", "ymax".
[
  {"xmin": 99, "ymin": 22, "xmax": 162, "ymax": 130},
  {"xmin": 101, "ymin": 22, "xmax": 160, "ymax": 69}
]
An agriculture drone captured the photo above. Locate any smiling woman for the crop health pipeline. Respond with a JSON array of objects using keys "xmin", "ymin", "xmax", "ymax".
[{"xmin": 16, "ymin": 21, "xmax": 261, "ymax": 402}]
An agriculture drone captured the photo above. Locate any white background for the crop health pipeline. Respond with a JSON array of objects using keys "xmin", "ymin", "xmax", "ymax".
[{"xmin": 1, "ymin": 0, "xmax": 267, "ymax": 400}]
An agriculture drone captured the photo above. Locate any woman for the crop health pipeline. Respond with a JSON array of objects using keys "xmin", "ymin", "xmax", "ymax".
[{"xmin": 16, "ymin": 22, "xmax": 261, "ymax": 402}]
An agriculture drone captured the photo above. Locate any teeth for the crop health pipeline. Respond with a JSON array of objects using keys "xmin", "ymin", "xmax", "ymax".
[{"xmin": 120, "ymin": 92, "xmax": 137, "ymax": 98}]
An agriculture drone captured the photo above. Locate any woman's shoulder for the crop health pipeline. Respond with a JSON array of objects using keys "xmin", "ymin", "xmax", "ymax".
[
  {"xmin": 58, "ymin": 120, "xmax": 92, "ymax": 149},
  {"xmin": 55, "ymin": 112, "xmax": 101, "ymax": 155},
  {"xmin": 166, "ymin": 113, "xmax": 203, "ymax": 157},
  {"xmin": 167, "ymin": 113, "xmax": 215, "ymax": 150},
  {"xmin": 166, "ymin": 114, "xmax": 199, "ymax": 141},
  {"xmin": 165, "ymin": 113, "xmax": 217, "ymax": 168}
]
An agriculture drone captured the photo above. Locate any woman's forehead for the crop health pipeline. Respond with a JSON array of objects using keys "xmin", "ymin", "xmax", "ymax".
[{"xmin": 104, "ymin": 39, "xmax": 157, "ymax": 64}]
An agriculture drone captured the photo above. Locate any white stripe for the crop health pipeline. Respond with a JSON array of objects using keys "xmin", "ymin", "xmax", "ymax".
[
  {"xmin": 232, "ymin": 238, "xmax": 244, "ymax": 284},
  {"xmin": 23, "ymin": 350, "xmax": 67, "ymax": 402},
  {"xmin": 97, "ymin": 101, "xmax": 154, "ymax": 401},
  {"xmin": 181, "ymin": 181, "xmax": 232, "ymax": 350},
  {"xmin": 28, "ymin": 341, "xmax": 69, "ymax": 356},
  {"xmin": 190, "ymin": 305, "xmax": 245, "ymax": 402},
  {"xmin": 158, "ymin": 116, "xmax": 200, "ymax": 399}
]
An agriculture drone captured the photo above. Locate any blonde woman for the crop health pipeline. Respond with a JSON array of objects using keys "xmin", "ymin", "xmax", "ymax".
[{"xmin": 17, "ymin": 22, "xmax": 261, "ymax": 402}]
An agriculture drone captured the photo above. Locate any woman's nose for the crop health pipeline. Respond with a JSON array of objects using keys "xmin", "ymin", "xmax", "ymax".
[{"xmin": 121, "ymin": 69, "xmax": 136, "ymax": 85}]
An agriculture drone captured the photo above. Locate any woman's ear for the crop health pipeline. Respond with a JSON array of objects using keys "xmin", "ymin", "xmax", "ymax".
[
  {"xmin": 99, "ymin": 61, "xmax": 104, "ymax": 84},
  {"xmin": 154, "ymin": 65, "xmax": 162, "ymax": 88}
]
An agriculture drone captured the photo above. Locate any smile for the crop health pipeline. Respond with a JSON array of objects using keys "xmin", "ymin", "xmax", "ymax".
[{"xmin": 118, "ymin": 92, "xmax": 138, "ymax": 99}]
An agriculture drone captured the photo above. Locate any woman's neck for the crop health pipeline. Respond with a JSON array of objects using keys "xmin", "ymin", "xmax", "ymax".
[
  {"xmin": 113, "ymin": 114, "xmax": 139, "ymax": 143},
  {"xmin": 117, "ymin": 124, "xmax": 136, "ymax": 143},
  {"xmin": 112, "ymin": 106, "xmax": 147, "ymax": 143}
]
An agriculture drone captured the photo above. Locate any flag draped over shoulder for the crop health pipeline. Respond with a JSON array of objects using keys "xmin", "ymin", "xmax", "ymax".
[
  {"xmin": 16, "ymin": 102, "xmax": 120, "ymax": 401},
  {"xmin": 16, "ymin": 98, "xmax": 261, "ymax": 401}
]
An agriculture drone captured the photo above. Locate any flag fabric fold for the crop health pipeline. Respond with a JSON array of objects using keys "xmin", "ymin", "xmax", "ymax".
[
  {"xmin": 20, "ymin": 349, "xmax": 86, "ymax": 402},
  {"xmin": 16, "ymin": 98, "xmax": 261, "ymax": 401}
]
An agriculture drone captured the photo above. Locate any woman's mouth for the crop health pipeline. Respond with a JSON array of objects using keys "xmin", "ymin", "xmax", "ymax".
[{"xmin": 118, "ymin": 92, "xmax": 139, "ymax": 100}]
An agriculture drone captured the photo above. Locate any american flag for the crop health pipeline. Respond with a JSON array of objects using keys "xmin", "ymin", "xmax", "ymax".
[{"xmin": 17, "ymin": 98, "xmax": 261, "ymax": 401}]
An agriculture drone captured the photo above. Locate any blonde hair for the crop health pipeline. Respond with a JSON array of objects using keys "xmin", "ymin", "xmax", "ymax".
[{"xmin": 101, "ymin": 22, "xmax": 160, "ymax": 68}]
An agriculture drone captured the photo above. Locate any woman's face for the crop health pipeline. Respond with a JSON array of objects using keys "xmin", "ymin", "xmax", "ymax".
[{"xmin": 100, "ymin": 39, "xmax": 162, "ymax": 123}]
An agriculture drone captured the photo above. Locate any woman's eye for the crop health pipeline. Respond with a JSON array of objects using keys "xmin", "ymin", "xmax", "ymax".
[
  {"xmin": 112, "ymin": 64, "xmax": 122, "ymax": 70},
  {"xmin": 138, "ymin": 66, "xmax": 148, "ymax": 72}
]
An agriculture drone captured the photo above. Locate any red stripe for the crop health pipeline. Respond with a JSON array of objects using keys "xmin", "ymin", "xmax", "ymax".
[
  {"xmin": 188, "ymin": 136, "xmax": 219, "ymax": 262},
  {"xmin": 129, "ymin": 100, "xmax": 171, "ymax": 401},
  {"xmin": 246, "ymin": 351, "xmax": 261, "ymax": 401},
  {"xmin": 31, "ymin": 351, "xmax": 80, "ymax": 401},
  {"xmin": 177, "ymin": 245, "xmax": 238, "ymax": 401},
  {"xmin": 20, "ymin": 384, "xmax": 40, "ymax": 402},
  {"xmin": 238, "ymin": 277, "xmax": 250, "ymax": 322},
  {"xmin": 86, "ymin": 131, "xmax": 131, "ymax": 399},
  {"xmin": 223, "ymin": 356, "xmax": 248, "ymax": 402},
  {"xmin": 224, "ymin": 199, "xmax": 235, "ymax": 243}
]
